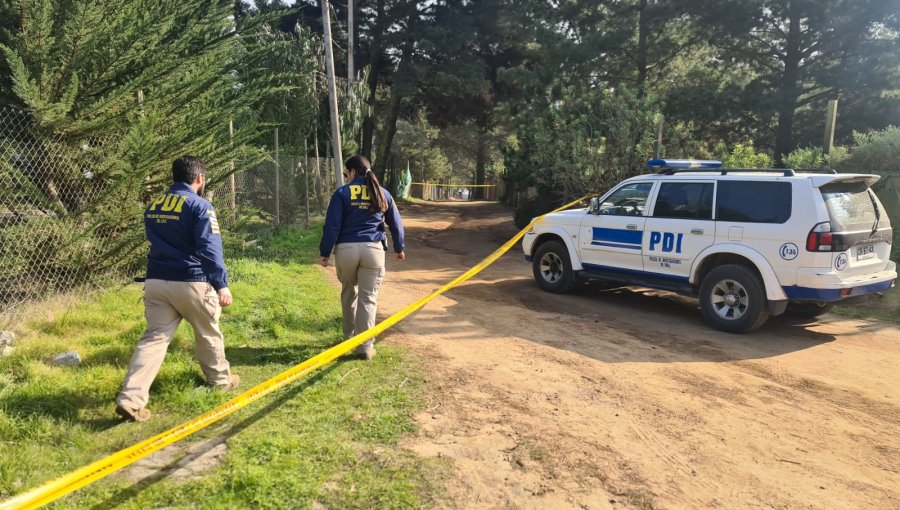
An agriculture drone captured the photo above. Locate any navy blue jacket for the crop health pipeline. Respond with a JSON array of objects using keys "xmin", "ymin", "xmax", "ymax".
[
  {"xmin": 144, "ymin": 183, "xmax": 229, "ymax": 290},
  {"xmin": 319, "ymin": 178, "xmax": 405, "ymax": 257}
]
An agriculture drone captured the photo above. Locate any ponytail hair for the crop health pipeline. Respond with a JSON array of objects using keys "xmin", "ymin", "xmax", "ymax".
[{"xmin": 345, "ymin": 155, "xmax": 388, "ymax": 213}]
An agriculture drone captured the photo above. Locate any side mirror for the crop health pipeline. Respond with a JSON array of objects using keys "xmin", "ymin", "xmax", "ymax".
[{"xmin": 589, "ymin": 197, "xmax": 600, "ymax": 214}]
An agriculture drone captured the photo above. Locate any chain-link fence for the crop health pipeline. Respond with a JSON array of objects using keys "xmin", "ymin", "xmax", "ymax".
[
  {"xmin": 218, "ymin": 152, "xmax": 336, "ymax": 230},
  {"xmin": 0, "ymin": 109, "xmax": 339, "ymax": 330},
  {"xmin": 409, "ymin": 183, "xmax": 499, "ymax": 201},
  {"xmin": 0, "ymin": 107, "xmax": 123, "ymax": 330},
  {"xmin": 0, "ymin": 108, "xmax": 499, "ymax": 331}
]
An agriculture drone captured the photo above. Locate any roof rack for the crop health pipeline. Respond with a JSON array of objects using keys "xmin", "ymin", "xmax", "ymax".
[
  {"xmin": 656, "ymin": 167, "xmax": 796, "ymax": 177},
  {"xmin": 794, "ymin": 167, "xmax": 838, "ymax": 174}
]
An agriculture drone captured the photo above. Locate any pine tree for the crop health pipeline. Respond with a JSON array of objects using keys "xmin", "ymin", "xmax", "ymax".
[{"xmin": 0, "ymin": 0, "xmax": 281, "ymax": 276}]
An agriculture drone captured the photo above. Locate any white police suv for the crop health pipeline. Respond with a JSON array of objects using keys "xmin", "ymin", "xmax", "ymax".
[{"xmin": 522, "ymin": 159, "xmax": 896, "ymax": 332}]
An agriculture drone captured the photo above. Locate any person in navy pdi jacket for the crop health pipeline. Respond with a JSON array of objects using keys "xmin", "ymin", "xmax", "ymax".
[
  {"xmin": 115, "ymin": 156, "xmax": 240, "ymax": 422},
  {"xmin": 319, "ymin": 155, "xmax": 406, "ymax": 360}
]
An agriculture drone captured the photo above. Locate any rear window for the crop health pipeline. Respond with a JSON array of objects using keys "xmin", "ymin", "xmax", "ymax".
[
  {"xmin": 820, "ymin": 181, "xmax": 878, "ymax": 231},
  {"xmin": 716, "ymin": 181, "xmax": 792, "ymax": 223},
  {"xmin": 654, "ymin": 182, "xmax": 714, "ymax": 219}
]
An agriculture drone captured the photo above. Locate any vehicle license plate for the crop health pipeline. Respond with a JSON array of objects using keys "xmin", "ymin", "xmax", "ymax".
[{"xmin": 856, "ymin": 244, "xmax": 875, "ymax": 260}]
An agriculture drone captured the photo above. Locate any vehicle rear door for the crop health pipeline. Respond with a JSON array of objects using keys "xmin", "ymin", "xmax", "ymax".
[{"xmin": 643, "ymin": 180, "xmax": 716, "ymax": 280}]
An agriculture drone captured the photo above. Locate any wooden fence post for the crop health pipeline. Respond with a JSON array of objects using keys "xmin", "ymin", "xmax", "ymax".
[{"xmin": 274, "ymin": 127, "xmax": 280, "ymax": 226}]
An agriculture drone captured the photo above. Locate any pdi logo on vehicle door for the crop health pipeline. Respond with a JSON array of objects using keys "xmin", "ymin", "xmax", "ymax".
[{"xmin": 649, "ymin": 231, "xmax": 684, "ymax": 253}]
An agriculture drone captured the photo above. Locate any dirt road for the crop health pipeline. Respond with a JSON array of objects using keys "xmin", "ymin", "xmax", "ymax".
[{"xmin": 368, "ymin": 201, "xmax": 900, "ymax": 509}]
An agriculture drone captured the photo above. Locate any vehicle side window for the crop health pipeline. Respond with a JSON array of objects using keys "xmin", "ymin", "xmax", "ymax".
[
  {"xmin": 653, "ymin": 182, "xmax": 714, "ymax": 219},
  {"xmin": 598, "ymin": 182, "xmax": 653, "ymax": 216},
  {"xmin": 717, "ymin": 181, "xmax": 792, "ymax": 223}
]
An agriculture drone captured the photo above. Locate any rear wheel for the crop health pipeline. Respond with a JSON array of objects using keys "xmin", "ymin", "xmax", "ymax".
[
  {"xmin": 785, "ymin": 301, "xmax": 833, "ymax": 318},
  {"xmin": 699, "ymin": 264, "xmax": 769, "ymax": 333},
  {"xmin": 532, "ymin": 240, "xmax": 576, "ymax": 294}
]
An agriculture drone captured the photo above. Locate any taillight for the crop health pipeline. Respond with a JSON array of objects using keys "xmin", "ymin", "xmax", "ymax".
[{"xmin": 806, "ymin": 222, "xmax": 833, "ymax": 251}]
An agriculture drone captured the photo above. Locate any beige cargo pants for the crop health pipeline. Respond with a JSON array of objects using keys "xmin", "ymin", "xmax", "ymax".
[
  {"xmin": 334, "ymin": 241, "xmax": 386, "ymax": 351},
  {"xmin": 117, "ymin": 279, "xmax": 232, "ymax": 410}
]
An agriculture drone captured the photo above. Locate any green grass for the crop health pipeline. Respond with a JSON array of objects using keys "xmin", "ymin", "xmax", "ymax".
[
  {"xmin": 833, "ymin": 287, "xmax": 900, "ymax": 324},
  {"xmin": 0, "ymin": 224, "xmax": 445, "ymax": 509}
]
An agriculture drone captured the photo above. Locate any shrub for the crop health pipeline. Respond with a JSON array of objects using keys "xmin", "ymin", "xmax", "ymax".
[
  {"xmin": 721, "ymin": 143, "xmax": 771, "ymax": 169},
  {"xmin": 835, "ymin": 126, "xmax": 900, "ymax": 175},
  {"xmin": 784, "ymin": 146, "xmax": 849, "ymax": 169}
]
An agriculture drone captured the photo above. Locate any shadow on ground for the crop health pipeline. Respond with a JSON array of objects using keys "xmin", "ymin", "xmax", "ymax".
[
  {"xmin": 89, "ymin": 364, "xmax": 340, "ymax": 510},
  {"xmin": 425, "ymin": 277, "xmax": 849, "ymax": 364}
]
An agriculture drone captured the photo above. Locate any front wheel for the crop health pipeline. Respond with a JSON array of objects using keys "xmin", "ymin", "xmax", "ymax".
[
  {"xmin": 532, "ymin": 240, "xmax": 576, "ymax": 294},
  {"xmin": 699, "ymin": 264, "xmax": 769, "ymax": 333}
]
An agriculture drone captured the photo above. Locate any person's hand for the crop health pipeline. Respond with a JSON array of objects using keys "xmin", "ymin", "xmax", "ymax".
[
  {"xmin": 320, "ymin": 256, "xmax": 330, "ymax": 267},
  {"xmin": 218, "ymin": 287, "xmax": 233, "ymax": 308},
  {"xmin": 396, "ymin": 251, "xmax": 406, "ymax": 261}
]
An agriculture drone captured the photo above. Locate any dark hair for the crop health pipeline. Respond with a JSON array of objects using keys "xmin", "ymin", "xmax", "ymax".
[
  {"xmin": 345, "ymin": 155, "xmax": 388, "ymax": 213},
  {"xmin": 172, "ymin": 156, "xmax": 207, "ymax": 184}
]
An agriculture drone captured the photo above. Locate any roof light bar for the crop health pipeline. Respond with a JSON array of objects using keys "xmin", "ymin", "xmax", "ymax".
[{"xmin": 646, "ymin": 159, "xmax": 723, "ymax": 169}]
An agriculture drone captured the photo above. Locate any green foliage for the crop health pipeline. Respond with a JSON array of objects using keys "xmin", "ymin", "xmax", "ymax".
[
  {"xmin": 302, "ymin": 0, "xmax": 899, "ymax": 208},
  {"xmin": 720, "ymin": 143, "xmax": 772, "ymax": 169},
  {"xmin": 392, "ymin": 112, "xmax": 451, "ymax": 183},
  {"xmin": 683, "ymin": 0, "xmax": 900, "ymax": 157},
  {"xmin": 0, "ymin": 1, "xmax": 311, "ymax": 296},
  {"xmin": 0, "ymin": 226, "xmax": 445, "ymax": 507},
  {"xmin": 503, "ymin": 86, "xmax": 656, "ymax": 225},
  {"xmin": 235, "ymin": 11, "xmax": 371, "ymax": 159},
  {"xmin": 783, "ymin": 146, "xmax": 849, "ymax": 170},
  {"xmin": 835, "ymin": 126, "xmax": 900, "ymax": 175}
]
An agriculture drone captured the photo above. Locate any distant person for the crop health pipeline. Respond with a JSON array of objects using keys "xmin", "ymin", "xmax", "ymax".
[
  {"xmin": 319, "ymin": 155, "xmax": 406, "ymax": 360},
  {"xmin": 116, "ymin": 156, "xmax": 239, "ymax": 422}
]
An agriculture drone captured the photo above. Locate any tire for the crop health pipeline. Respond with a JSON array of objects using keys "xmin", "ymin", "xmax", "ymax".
[
  {"xmin": 532, "ymin": 240, "xmax": 577, "ymax": 294},
  {"xmin": 699, "ymin": 264, "xmax": 769, "ymax": 333},
  {"xmin": 784, "ymin": 301, "xmax": 833, "ymax": 318}
]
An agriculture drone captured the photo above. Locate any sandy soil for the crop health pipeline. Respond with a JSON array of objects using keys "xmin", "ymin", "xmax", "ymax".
[{"xmin": 350, "ymin": 200, "xmax": 900, "ymax": 510}]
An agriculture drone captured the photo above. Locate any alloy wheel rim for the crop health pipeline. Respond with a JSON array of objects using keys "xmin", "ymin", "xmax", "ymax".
[
  {"xmin": 710, "ymin": 278, "xmax": 749, "ymax": 320},
  {"xmin": 539, "ymin": 252, "xmax": 563, "ymax": 284}
]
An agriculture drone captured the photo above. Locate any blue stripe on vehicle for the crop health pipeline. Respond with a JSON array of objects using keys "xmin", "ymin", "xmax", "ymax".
[
  {"xmin": 782, "ymin": 279, "xmax": 894, "ymax": 302},
  {"xmin": 592, "ymin": 227, "xmax": 643, "ymax": 246},
  {"xmin": 590, "ymin": 241, "xmax": 642, "ymax": 250},
  {"xmin": 524, "ymin": 255, "xmax": 533, "ymax": 262},
  {"xmin": 582, "ymin": 263, "xmax": 690, "ymax": 283}
]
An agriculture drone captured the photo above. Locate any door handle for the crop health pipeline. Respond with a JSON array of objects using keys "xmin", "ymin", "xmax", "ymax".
[
  {"xmin": 626, "ymin": 224, "xmax": 638, "ymax": 230},
  {"xmin": 691, "ymin": 228, "xmax": 704, "ymax": 235}
]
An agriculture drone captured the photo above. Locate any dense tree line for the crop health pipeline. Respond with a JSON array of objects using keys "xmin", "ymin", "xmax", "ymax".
[
  {"xmin": 1, "ymin": 0, "xmax": 898, "ymax": 237},
  {"xmin": 261, "ymin": 0, "xmax": 897, "ymax": 209}
]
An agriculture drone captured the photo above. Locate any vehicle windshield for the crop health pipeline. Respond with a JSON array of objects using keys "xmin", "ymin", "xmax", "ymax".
[{"xmin": 820, "ymin": 181, "xmax": 879, "ymax": 231}]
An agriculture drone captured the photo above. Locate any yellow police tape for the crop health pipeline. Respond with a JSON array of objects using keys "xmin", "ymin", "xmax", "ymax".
[
  {"xmin": 1, "ymin": 194, "xmax": 591, "ymax": 510},
  {"xmin": 410, "ymin": 182, "xmax": 496, "ymax": 187}
]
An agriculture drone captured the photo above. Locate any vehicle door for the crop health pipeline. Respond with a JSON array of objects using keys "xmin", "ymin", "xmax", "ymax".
[
  {"xmin": 579, "ymin": 181, "xmax": 656, "ymax": 272},
  {"xmin": 643, "ymin": 180, "xmax": 716, "ymax": 280}
]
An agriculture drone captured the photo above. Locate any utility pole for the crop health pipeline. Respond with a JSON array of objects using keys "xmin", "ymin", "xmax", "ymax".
[
  {"xmin": 321, "ymin": 0, "xmax": 344, "ymax": 186},
  {"xmin": 654, "ymin": 113, "xmax": 664, "ymax": 159},
  {"xmin": 348, "ymin": 0, "xmax": 354, "ymax": 88},
  {"xmin": 824, "ymin": 99, "xmax": 838, "ymax": 155}
]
